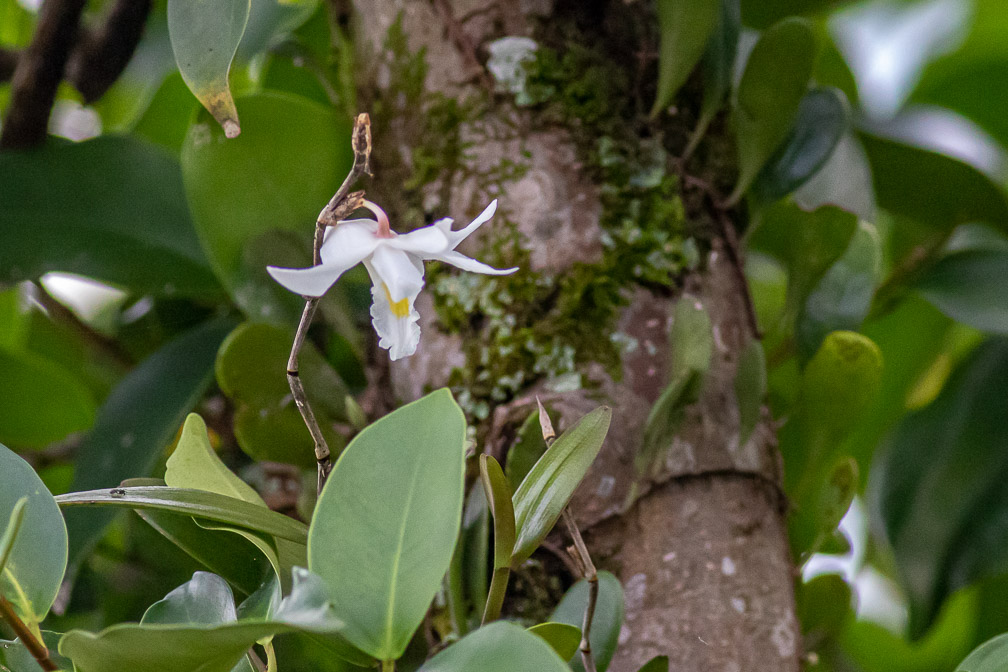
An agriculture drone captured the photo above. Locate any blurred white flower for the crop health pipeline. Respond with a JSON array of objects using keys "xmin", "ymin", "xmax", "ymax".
[{"xmin": 268, "ymin": 200, "xmax": 516, "ymax": 361}]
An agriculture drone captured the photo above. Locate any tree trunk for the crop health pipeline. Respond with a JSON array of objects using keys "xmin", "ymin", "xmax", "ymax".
[{"xmin": 351, "ymin": 1, "xmax": 801, "ymax": 670}]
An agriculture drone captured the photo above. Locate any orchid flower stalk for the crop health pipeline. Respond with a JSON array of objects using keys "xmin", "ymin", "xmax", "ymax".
[{"xmin": 268, "ymin": 200, "xmax": 517, "ymax": 360}]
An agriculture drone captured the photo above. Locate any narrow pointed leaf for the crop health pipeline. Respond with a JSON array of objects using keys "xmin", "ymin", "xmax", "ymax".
[
  {"xmin": 56, "ymin": 486, "xmax": 307, "ymax": 544},
  {"xmin": 511, "ymin": 407, "xmax": 612, "ymax": 565},
  {"xmin": 308, "ymin": 389, "xmax": 466, "ymax": 660},
  {"xmin": 479, "ymin": 455, "xmax": 515, "ymax": 570},
  {"xmin": 168, "ymin": 0, "xmax": 250, "ymax": 136},
  {"xmin": 650, "ymin": 0, "xmax": 720, "ymax": 116},
  {"xmin": 166, "ymin": 413, "xmax": 264, "ymax": 505}
]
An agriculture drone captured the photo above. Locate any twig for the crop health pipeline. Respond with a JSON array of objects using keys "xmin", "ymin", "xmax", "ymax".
[
  {"xmin": 679, "ymin": 171, "xmax": 761, "ymax": 339},
  {"xmin": 66, "ymin": 0, "xmax": 152, "ymax": 102},
  {"xmin": 0, "ymin": 0, "xmax": 87, "ymax": 149},
  {"xmin": 0, "ymin": 595, "xmax": 58, "ymax": 671},
  {"xmin": 288, "ymin": 113, "xmax": 372, "ymax": 495},
  {"xmin": 538, "ymin": 399, "xmax": 599, "ymax": 672}
]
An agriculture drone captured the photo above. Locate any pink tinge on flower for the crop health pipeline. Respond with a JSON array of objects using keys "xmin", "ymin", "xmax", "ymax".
[{"xmin": 267, "ymin": 200, "xmax": 517, "ymax": 361}]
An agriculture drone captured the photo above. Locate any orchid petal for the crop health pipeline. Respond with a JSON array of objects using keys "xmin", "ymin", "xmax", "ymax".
[
  {"xmin": 444, "ymin": 199, "xmax": 498, "ymax": 247},
  {"xmin": 320, "ymin": 220, "xmax": 381, "ymax": 267},
  {"xmin": 369, "ymin": 245, "xmax": 425, "ymax": 302},
  {"xmin": 363, "ymin": 259, "xmax": 422, "ymax": 361},
  {"xmin": 384, "ymin": 225, "xmax": 451, "ymax": 255},
  {"xmin": 430, "ymin": 249, "xmax": 518, "ymax": 276},
  {"xmin": 266, "ymin": 263, "xmax": 348, "ymax": 298}
]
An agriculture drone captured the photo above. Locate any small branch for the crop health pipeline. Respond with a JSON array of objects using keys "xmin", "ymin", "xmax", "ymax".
[
  {"xmin": 288, "ymin": 113, "xmax": 372, "ymax": 495},
  {"xmin": 679, "ymin": 171, "xmax": 762, "ymax": 339},
  {"xmin": 0, "ymin": 595, "xmax": 58, "ymax": 671},
  {"xmin": 1, "ymin": 0, "xmax": 87, "ymax": 150},
  {"xmin": 66, "ymin": 0, "xmax": 152, "ymax": 102},
  {"xmin": 562, "ymin": 509, "xmax": 599, "ymax": 672}
]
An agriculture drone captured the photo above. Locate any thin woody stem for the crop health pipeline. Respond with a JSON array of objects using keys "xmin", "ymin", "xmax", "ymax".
[
  {"xmin": 0, "ymin": 595, "xmax": 58, "ymax": 671},
  {"xmin": 287, "ymin": 113, "xmax": 371, "ymax": 495},
  {"xmin": 538, "ymin": 399, "xmax": 599, "ymax": 672}
]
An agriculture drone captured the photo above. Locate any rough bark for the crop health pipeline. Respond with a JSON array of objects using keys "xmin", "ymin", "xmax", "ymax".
[{"xmin": 351, "ymin": 1, "xmax": 800, "ymax": 670}]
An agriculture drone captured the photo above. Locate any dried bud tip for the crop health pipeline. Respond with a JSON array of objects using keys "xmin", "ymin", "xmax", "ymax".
[{"xmin": 536, "ymin": 397, "xmax": 556, "ymax": 444}]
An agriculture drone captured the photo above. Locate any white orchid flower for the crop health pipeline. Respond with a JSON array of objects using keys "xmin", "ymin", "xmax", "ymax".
[{"xmin": 267, "ymin": 199, "xmax": 517, "ymax": 361}]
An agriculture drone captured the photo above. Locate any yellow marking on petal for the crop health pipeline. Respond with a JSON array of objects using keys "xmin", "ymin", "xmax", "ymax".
[{"xmin": 383, "ymin": 284, "xmax": 411, "ymax": 318}]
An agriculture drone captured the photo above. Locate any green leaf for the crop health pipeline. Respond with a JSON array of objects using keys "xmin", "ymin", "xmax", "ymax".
[
  {"xmin": 180, "ymin": 93, "xmax": 353, "ymax": 321},
  {"xmin": 166, "ymin": 413, "xmax": 264, "ymax": 506},
  {"xmin": 650, "ymin": 0, "xmax": 720, "ymax": 117},
  {"xmin": 0, "ymin": 631, "xmax": 72, "ymax": 672},
  {"xmin": 797, "ymin": 221, "xmax": 882, "ymax": 360},
  {"xmin": 751, "ymin": 87, "xmax": 849, "ymax": 203},
  {"xmin": 215, "ymin": 322, "xmax": 347, "ymax": 467},
  {"xmin": 418, "ymin": 622, "xmax": 569, "ymax": 672},
  {"xmin": 859, "ymin": 131, "xmax": 1008, "ymax": 236},
  {"xmin": 876, "ymin": 339, "xmax": 1008, "ymax": 636},
  {"xmin": 797, "ymin": 574, "xmax": 852, "ymax": 647},
  {"xmin": 638, "ymin": 299, "xmax": 712, "ymax": 478},
  {"xmin": 479, "ymin": 455, "xmax": 515, "ymax": 571},
  {"xmin": 528, "ymin": 622, "xmax": 581, "ymax": 661},
  {"xmin": 0, "ymin": 445, "xmax": 68, "ymax": 628},
  {"xmin": 307, "ymin": 389, "xmax": 467, "ymax": 660},
  {"xmin": 141, "ymin": 571, "xmax": 239, "ymax": 625},
  {"xmin": 732, "ymin": 17, "xmax": 817, "ymax": 202},
  {"xmin": 57, "ymin": 486, "xmax": 307, "ymax": 544},
  {"xmin": 63, "ymin": 317, "xmax": 235, "ymax": 569},
  {"xmin": 550, "ymin": 571, "xmax": 625, "ymax": 672},
  {"xmin": 637, "ymin": 655, "xmax": 669, "ymax": 672},
  {"xmin": 0, "ymin": 347, "xmax": 96, "ymax": 449},
  {"xmin": 511, "ymin": 407, "xmax": 612, "ymax": 565},
  {"xmin": 915, "ymin": 250, "xmax": 1008, "ymax": 334},
  {"xmin": 686, "ymin": 0, "xmax": 740, "ymax": 158},
  {"xmin": 740, "ymin": 0, "xmax": 856, "ymax": 28},
  {"xmin": 957, "ymin": 633, "xmax": 1008, "ymax": 672},
  {"xmin": 504, "ymin": 410, "xmax": 548, "ymax": 491},
  {"xmin": 168, "ymin": 0, "xmax": 250, "ymax": 137},
  {"xmin": 0, "ymin": 136, "xmax": 221, "ymax": 297},
  {"xmin": 792, "ymin": 132, "xmax": 876, "ymax": 222},
  {"xmin": 788, "ymin": 456, "xmax": 858, "ymax": 558},
  {"xmin": 134, "ymin": 507, "xmax": 272, "ymax": 596}
]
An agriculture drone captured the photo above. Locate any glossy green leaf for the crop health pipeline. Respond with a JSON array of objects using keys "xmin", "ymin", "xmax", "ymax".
[
  {"xmin": 638, "ymin": 299, "xmax": 712, "ymax": 478},
  {"xmin": 789, "ymin": 456, "xmax": 858, "ymax": 557},
  {"xmin": 793, "ymin": 132, "xmax": 876, "ymax": 222},
  {"xmin": 528, "ymin": 622, "xmax": 581, "ymax": 661},
  {"xmin": 418, "ymin": 622, "xmax": 569, "ymax": 672},
  {"xmin": 0, "ymin": 348, "xmax": 96, "ymax": 449},
  {"xmin": 308, "ymin": 389, "xmax": 466, "ymax": 659},
  {"xmin": 686, "ymin": 0, "xmax": 739, "ymax": 156},
  {"xmin": 511, "ymin": 406, "xmax": 612, "ymax": 565},
  {"xmin": 479, "ymin": 455, "xmax": 515, "ymax": 571},
  {"xmin": 637, "ymin": 655, "xmax": 670, "ymax": 672},
  {"xmin": 732, "ymin": 18, "xmax": 817, "ymax": 202},
  {"xmin": 461, "ymin": 486, "xmax": 490, "ymax": 616},
  {"xmin": 550, "ymin": 571, "xmax": 625, "ymax": 672},
  {"xmin": 57, "ymin": 486, "xmax": 307, "ymax": 544},
  {"xmin": 734, "ymin": 337, "xmax": 767, "ymax": 445},
  {"xmin": 751, "ymin": 87, "xmax": 849, "ymax": 203},
  {"xmin": 650, "ymin": 0, "xmax": 720, "ymax": 116},
  {"xmin": 135, "ymin": 507, "xmax": 272, "ymax": 596},
  {"xmin": 215, "ymin": 321, "xmax": 347, "ymax": 467},
  {"xmin": 876, "ymin": 339, "xmax": 1008, "ymax": 636},
  {"xmin": 168, "ymin": 0, "xmax": 250, "ymax": 137},
  {"xmin": 63, "ymin": 317, "xmax": 235, "ymax": 568},
  {"xmin": 797, "ymin": 221, "xmax": 882, "ymax": 360},
  {"xmin": 0, "ymin": 136, "xmax": 220, "ymax": 297},
  {"xmin": 860, "ymin": 131, "xmax": 1008, "ymax": 235},
  {"xmin": 0, "ymin": 445, "xmax": 68, "ymax": 628},
  {"xmin": 797, "ymin": 574, "xmax": 852, "ymax": 647},
  {"xmin": 180, "ymin": 93, "xmax": 353, "ymax": 321},
  {"xmin": 504, "ymin": 410, "xmax": 548, "ymax": 491},
  {"xmin": 166, "ymin": 413, "xmax": 264, "ymax": 506},
  {"xmin": 957, "ymin": 633, "xmax": 1008, "ymax": 672},
  {"xmin": 915, "ymin": 250, "xmax": 1008, "ymax": 334},
  {"xmin": 0, "ymin": 631, "xmax": 71, "ymax": 672}
]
